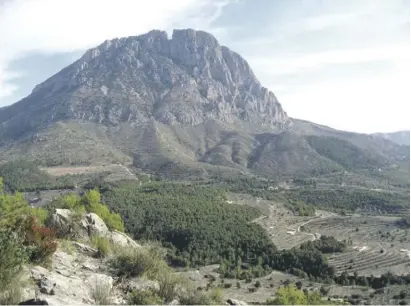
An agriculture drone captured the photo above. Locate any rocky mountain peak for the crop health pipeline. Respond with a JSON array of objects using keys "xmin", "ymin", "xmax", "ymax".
[{"xmin": 1, "ymin": 29, "xmax": 290, "ymax": 141}]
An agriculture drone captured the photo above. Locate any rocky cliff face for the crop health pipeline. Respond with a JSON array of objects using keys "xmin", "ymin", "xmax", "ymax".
[{"xmin": 0, "ymin": 29, "xmax": 290, "ymax": 140}]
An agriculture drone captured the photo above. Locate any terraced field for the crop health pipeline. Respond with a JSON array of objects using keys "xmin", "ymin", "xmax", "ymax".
[
  {"xmin": 328, "ymin": 246, "xmax": 409, "ymax": 276},
  {"xmin": 304, "ymin": 215, "xmax": 410, "ymax": 276},
  {"xmin": 231, "ymin": 193, "xmax": 410, "ymax": 277},
  {"xmin": 230, "ymin": 194, "xmax": 317, "ymax": 249}
]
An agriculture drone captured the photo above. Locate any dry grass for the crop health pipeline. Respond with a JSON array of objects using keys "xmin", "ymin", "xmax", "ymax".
[
  {"xmin": 0, "ymin": 282, "xmax": 24, "ymax": 305},
  {"xmin": 58, "ymin": 239, "xmax": 76, "ymax": 255},
  {"xmin": 91, "ymin": 235, "xmax": 111, "ymax": 258},
  {"xmin": 109, "ymin": 244, "xmax": 167, "ymax": 279},
  {"xmin": 89, "ymin": 277, "xmax": 113, "ymax": 305}
]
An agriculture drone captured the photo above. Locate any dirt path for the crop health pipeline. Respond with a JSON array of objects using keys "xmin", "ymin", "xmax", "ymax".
[
  {"xmin": 297, "ymin": 219, "xmax": 318, "ymax": 241},
  {"xmin": 296, "ymin": 210, "xmax": 338, "ymax": 240}
]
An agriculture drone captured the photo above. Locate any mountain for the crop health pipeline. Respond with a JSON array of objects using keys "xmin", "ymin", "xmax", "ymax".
[
  {"xmin": 0, "ymin": 29, "xmax": 409, "ymax": 184},
  {"xmin": 373, "ymin": 130, "xmax": 410, "ymax": 146}
]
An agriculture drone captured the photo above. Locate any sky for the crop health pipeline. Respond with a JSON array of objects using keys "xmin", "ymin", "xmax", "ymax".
[{"xmin": 0, "ymin": 0, "xmax": 410, "ymax": 134}]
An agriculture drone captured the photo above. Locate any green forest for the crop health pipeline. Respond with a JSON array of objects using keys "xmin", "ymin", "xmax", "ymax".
[
  {"xmin": 0, "ymin": 160, "xmax": 76, "ymax": 192},
  {"xmin": 101, "ymin": 182, "xmax": 337, "ymax": 279}
]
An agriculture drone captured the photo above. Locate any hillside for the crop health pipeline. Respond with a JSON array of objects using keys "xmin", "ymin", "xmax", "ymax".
[
  {"xmin": 373, "ymin": 130, "xmax": 410, "ymax": 146},
  {"xmin": 0, "ymin": 29, "xmax": 409, "ymax": 186}
]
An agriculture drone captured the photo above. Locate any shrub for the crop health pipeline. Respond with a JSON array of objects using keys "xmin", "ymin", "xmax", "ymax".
[
  {"xmin": 255, "ymin": 280, "xmax": 261, "ymax": 288},
  {"xmin": 266, "ymin": 284, "xmax": 324, "ymax": 305},
  {"xmin": 83, "ymin": 189, "xmax": 125, "ymax": 232},
  {"xmin": 236, "ymin": 282, "xmax": 241, "ymax": 289},
  {"xmin": 155, "ymin": 268, "xmax": 185, "ymax": 303},
  {"xmin": 30, "ymin": 208, "xmax": 49, "ymax": 227},
  {"xmin": 208, "ymin": 287, "xmax": 222, "ymax": 304},
  {"xmin": 89, "ymin": 278, "xmax": 113, "ymax": 305},
  {"xmin": 0, "ymin": 281, "xmax": 24, "ymax": 305},
  {"xmin": 22, "ymin": 216, "xmax": 57, "ymax": 264},
  {"xmin": 128, "ymin": 289, "xmax": 163, "ymax": 305},
  {"xmin": 179, "ymin": 287, "xmax": 223, "ymax": 305},
  {"xmin": 179, "ymin": 291, "xmax": 213, "ymax": 305},
  {"xmin": 91, "ymin": 235, "xmax": 110, "ymax": 258},
  {"xmin": 0, "ymin": 191, "xmax": 30, "ymax": 229},
  {"xmin": 224, "ymin": 283, "xmax": 232, "ymax": 288},
  {"xmin": 109, "ymin": 245, "xmax": 167, "ymax": 279},
  {"xmin": 0, "ymin": 231, "xmax": 28, "ymax": 290}
]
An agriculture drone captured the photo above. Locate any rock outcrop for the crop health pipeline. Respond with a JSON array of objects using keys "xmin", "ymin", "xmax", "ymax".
[
  {"xmin": 16, "ymin": 210, "xmax": 250, "ymax": 305},
  {"xmin": 0, "ymin": 29, "xmax": 290, "ymax": 141}
]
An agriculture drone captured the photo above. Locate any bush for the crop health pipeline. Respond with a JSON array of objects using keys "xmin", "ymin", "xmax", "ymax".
[
  {"xmin": 128, "ymin": 289, "xmax": 163, "ymax": 305},
  {"xmin": 0, "ymin": 281, "xmax": 24, "ymax": 305},
  {"xmin": 266, "ymin": 284, "xmax": 325, "ymax": 305},
  {"xmin": 54, "ymin": 190, "xmax": 125, "ymax": 232},
  {"xmin": 179, "ymin": 287, "xmax": 222, "ymax": 305},
  {"xmin": 109, "ymin": 245, "xmax": 167, "ymax": 279},
  {"xmin": 91, "ymin": 235, "xmax": 110, "ymax": 258},
  {"xmin": 22, "ymin": 216, "xmax": 57, "ymax": 264},
  {"xmin": 0, "ymin": 231, "xmax": 28, "ymax": 291},
  {"xmin": 0, "ymin": 191, "xmax": 30, "ymax": 229},
  {"xmin": 208, "ymin": 287, "xmax": 222, "ymax": 304},
  {"xmin": 155, "ymin": 268, "xmax": 183, "ymax": 303},
  {"xmin": 30, "ymin": 208, "xmax": 49, "ymax": 227},
  {"xmin": 300, "ymin": 236, "xmax": 347, "ymax": 253},
  {"xmin": 89, "ymin": 278, "xmax": 113, "ymax": 305},
  {"xmin": 179, "ymin": 290, "xmax": 213, "ymax": 305},
  {"xmin": 83, "ymin": 190, "xmax": 125, "ymax": 232}
]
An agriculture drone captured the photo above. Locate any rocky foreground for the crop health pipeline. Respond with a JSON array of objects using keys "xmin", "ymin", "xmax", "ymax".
[{"xmin": 16, "ymin": 209, "xmax": 246, "ymax": 305}]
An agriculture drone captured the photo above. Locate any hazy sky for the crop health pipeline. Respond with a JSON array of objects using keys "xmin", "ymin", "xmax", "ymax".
[{"xmin": 0, "ymin": 0, "xmax": 409, "ymax": 133}]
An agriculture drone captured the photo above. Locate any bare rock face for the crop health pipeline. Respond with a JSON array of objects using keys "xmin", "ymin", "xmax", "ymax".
[
  {"xmin": 81, "ymin": 213, "xmax": 109, "ymax": 237},
  {"xmin": 227, "ymin": 298, "xmax": 248, "ymax": 305},
  {"xmin": 0, "ymin": 29, "xmax": 290, "ymax": 140},
  {"xmin": 108, "ymin": 230, "xmax": 141, "ymax": 248},
  {"xmin": 49, "ymin": 209, "xmax": 74, "ymax": 237}
]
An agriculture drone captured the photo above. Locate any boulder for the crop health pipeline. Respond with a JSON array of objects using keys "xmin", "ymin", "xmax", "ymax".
[
  {"xmin": 108, "ymin": 230, "xmax": 141, "ymax": 248},
  {"xmin": 49, "ymin": 209, "xmax": 90, "ymax": 239},
  {"xmin": 81, "ymin": 213, "xmax": 109, "ymax": 237},
  {"xmin": 169, "ymin": 299, "xmax": 179, "ymax": 305},
  {"xmin": 227, "ymin": 299, "xmax": 248, "ymax": 305},
  {"xmin": 39, "ymin": 277, "xmax": 56, "ymax": 295},
  {"xmin": 72, "ymin": 241, "xmax": 98, "ymax": 256},
  {"xmin": 18, "ymin": 299, "xmax": 49, "ymax": 305},
  {"xmin": 49, "ymin": 209, "xmax": 73, "ymax": 237}
]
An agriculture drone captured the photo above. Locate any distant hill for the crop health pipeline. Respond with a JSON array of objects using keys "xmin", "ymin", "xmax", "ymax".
[
  {"xmin": 373, "ymin": 130, "xmax": 410, "ymax": 146},
  {"xmin": 0, "ymin": 29, "xmax": 409, "ymax": 187}
]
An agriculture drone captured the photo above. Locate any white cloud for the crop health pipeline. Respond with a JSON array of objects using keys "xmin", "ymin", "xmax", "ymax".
[
  {"xmin": 248, "ymin": 44, "xmax": 411, "ymax": 76},
  {"xmin": 278, "ymin": 66, "xmax": 411, "ymax": 133},
  {"xmin": 0, "ymin": 0, "xmax": 409, "ymax": 133},
  {"xmin": 231, "ymin": 0, "xmax": 410, "ymax": 133},
  {"xmin": 0, "ymin": 0, "xmax": 228, "ymax": 102}
]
